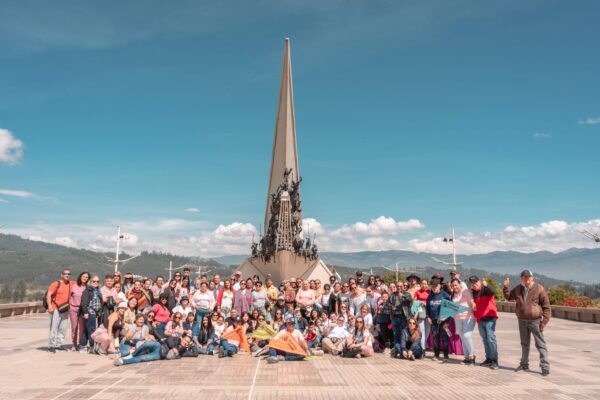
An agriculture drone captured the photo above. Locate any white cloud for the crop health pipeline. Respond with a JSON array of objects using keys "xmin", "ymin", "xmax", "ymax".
[
  {"xmin": 533, "ymin": 132, "xmax": 551, "ymax": 139},
  {"xmin": 185, "ymin": 208, "xmax": 199, "ymax": 213},
  {"xmin": 578, "ymin": 116, "xmax": 600, "ymax": 125},
  {"xmin": 0, "ymin": 129, "xmax": 24, "ymax": 165},
  {"xmin": 331, "ymin": 216, "xmax": 425, "ymax": 238},
  {"xmin": 0, "ymin": 198, "xmax": 9, "ymax": 203},
  {"xmin": 0, "ymin": 189, "xmax": 36, "ymax": 198},
  {"xmin": 5, "ymin": 217, "xmax": 600, "ymax": 257}
]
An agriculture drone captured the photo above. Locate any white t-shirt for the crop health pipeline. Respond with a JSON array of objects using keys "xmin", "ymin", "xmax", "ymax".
[
  {"xmin": 353, "ymin": 328, "xmax": 372, "ymax": 346},
  {"xmin": 327, "ymin": 325, "xmax": 350, "ymax": 340}
]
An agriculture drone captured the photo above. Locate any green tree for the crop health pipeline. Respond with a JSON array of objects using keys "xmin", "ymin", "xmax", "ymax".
[
  {"xmin": 383, "ymin": 272, "xmax": 404, "ymax": 286},
  {"xmin": 11, "ymin": 280, "xmax": 27, "ymax": 302},
  {"xmin": 484, "ymin": 277, "xmax": 504, "ymax": 301},
  {"xmin": 547, "ymin": 287, "xmax": 575, "ymax": 305}
]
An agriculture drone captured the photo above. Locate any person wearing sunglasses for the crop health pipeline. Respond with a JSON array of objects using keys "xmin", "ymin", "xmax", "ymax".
[
  {"xmin": 399, "ymin": 318, "xmax": 423, "ymax": 360},
  {"xmin": 69, "ymin": 271, "xmax": 90, "ymax": 352},
  {"xmin": 46, "ymin": 269, "xmax": 74, "ymax": 353},
  {"xmin": 343, "ymin": 316, "xmax": 373, "ymax": 358},
  {"xmin": 322, "ymin": 316, "xmax": 350, "ymax": 356},
  {"xmin": 79, "ymin": 275, "xmax": 101, "ymax": 353},
  {"xmin": 165, "ymin": 312, "xmax": 184, "ymax": 338}
]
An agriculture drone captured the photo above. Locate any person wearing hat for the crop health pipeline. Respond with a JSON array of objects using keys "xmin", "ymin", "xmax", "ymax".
[
  {"xmin": 172, "ymin": 295, "xmax": 193, "ymax": 318},
  {"xmin": 232, "ymin": 271, "xmax": 242, "ymax": 291},
  {"xmin": 266, "ymin": 319, "xmax": 310, "ymax": 364},
  {"xmin": 425, "ymin": 276, "xmax": 450, "ymax": 361},
  {"xmin": 503, "ymin": 270, "xmax": 551, "ymax": 376},
  {"xmin": 468, "ymin": 275, "xmax": 499, "ymax": 369}
]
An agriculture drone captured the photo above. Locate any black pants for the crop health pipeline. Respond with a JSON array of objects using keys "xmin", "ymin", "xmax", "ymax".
[
  {"xmin": 378, "ymin": 322, "xmax": 393, "ymax": 347},
  {"xmin": 431, "ymin": 321, "xmax": 448, "ymax": 358}
]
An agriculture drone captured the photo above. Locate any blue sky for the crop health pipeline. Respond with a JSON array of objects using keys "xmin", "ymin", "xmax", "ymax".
[{"xmin": 1, "ymin": 0, "xmax": 599, "ymax": 257}]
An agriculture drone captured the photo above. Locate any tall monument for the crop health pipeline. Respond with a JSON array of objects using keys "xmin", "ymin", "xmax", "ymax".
[{"xmin": 238, "ymin": 38, "xmax": 332, "ymax": 284}]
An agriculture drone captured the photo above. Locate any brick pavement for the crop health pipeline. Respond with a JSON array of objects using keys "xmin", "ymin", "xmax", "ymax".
[{"xmin": 0, "ymin": 313, "xmax": 599, "ymax": 400}]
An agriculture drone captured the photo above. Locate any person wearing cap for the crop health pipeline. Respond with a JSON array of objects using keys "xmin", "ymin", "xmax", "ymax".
[
  {"xmin": 469, "ymin": 275, "xmax": 499, "ymax": 369},
  {"xmin": 426, "ymin": 276, "xmax": 450, "ymax": 361},
  {"xmin": 503, "ymin": 270, "xmax": 551, "ymax": 376},
  {"xmin": 266, "ymin": 320, "xmax": 310, "ymax": 363}
]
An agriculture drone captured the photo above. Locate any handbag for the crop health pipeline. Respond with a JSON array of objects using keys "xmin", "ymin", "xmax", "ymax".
[{"xmin": 342, "ymin": 345, "xmax": 362, "ymax": 358}]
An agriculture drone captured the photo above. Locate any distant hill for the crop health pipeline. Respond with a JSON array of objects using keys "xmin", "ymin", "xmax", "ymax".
[
  {"xmin": 1, "ymin": 234, "xmax": 599, "ymax": 287},
  {"xmin": 213, "ymin": 248, "xmax": 600, "ymax": 283},
  {"xmin": 0, "ymin": 234, "xmax": 229, "ymax": 286}
]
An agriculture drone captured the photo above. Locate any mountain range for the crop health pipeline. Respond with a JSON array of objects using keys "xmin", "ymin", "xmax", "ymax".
[{"xmin": 1, "ymin": 234, "xmax": 598, "ymax": 286}]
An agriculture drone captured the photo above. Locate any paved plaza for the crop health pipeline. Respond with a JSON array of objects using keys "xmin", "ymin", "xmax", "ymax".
[{"xmin": 0, "ymin": 313, "xmax": 598, "ymax": 400}]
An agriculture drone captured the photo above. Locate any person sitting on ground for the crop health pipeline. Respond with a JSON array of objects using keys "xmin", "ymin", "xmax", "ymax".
[
  {"xmin": 194, "ymin": 315, "xmax": 216, "ymax": 355},
  {"xmin": 150, "ymin": 294, "xmax": 171, "ymax": 338},
  {"xmin": 172, "ymin": 334, "xmax": 199, "ymax": 358},
  {"xmin": 124, "ymin": 297, "xmax": 138, "ymax": 325},
  {"xmin": 304, "ymin": 321, "xmax": 321, "ymax": 349},
  {"xmin": 267, "ymin": 320, "xmax": 311, "ymax": 364},
  {"xmin": 225, "ymin": 308, "xmax": 239, "ymax": 327},
  {"xmin": 172, "ymin": 295, "xmax": 193, "ymax": 318},
  {"xmin": 92, "ymin": 301, "xmax": 127, "ymax": 355},
  {"xmin": 182, "ymin": 312, "xmax": 196, "ymax": 338},
  {"xmin": 218, "ymin": 317, "xmax": 244, "ymax": 358},
  {"xmin": 293, "ymin": 308, "xmax": 308, "ymax": 332},
  {"xmin": 322, "ymin": 315, "xmax": 350, "ymax": 356},
  {"xmin": 213, "ymin": 315, "xmax": 226, "ymax": 339},
  {"xmin": 164, "ymin": 312, "xmax": 184, "ymax": 338},
  {"xmin": 344, "ymin": 316, "xmax": 374, "ymax": 358},
  {"xmin": 399, "ymin": 318, "xmax": 423, "ymax": 360},
  {"xmin": 114, "ymin": 313, "xmax": 161, "ymax": 366}
]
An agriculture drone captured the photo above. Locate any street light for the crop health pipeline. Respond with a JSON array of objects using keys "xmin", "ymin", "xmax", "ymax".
[{"xmin": 431, "ymin": 227, "xmax": 463, "ymax": 271}]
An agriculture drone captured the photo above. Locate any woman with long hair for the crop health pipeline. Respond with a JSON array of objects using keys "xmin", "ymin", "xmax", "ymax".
[
  {"xmin": 399, "ymin": 318, "xmax": 423, "ymax": 360},
  {"xmin": 329, "ymin": 282, "xmax": 342, "ymax": 315},
  {"xmin": 344, "ymin": 316, "xmax": 374, "ymax": 358},
  {"xmin": 69, "ymin": 271, "xmax": 90, "ymax": 351},
  {"xmin": 451, "ymin": 278, "xmax": 476, "ymax": 364},
  {"xmin": 196, "ymin": 315, "xmax": 216, "ymax": 355},
  {"xmin": 124, "ymin": 297, "xmax": 138, "ymax": 325},
  {"xmin": 180, "ymin": 277, "xmax": 191, "ymax": 299},
  {"xmin": 272, "ymin": 309, "xmax": 285, "ymax": 331},
  {"xmin": 216, "ymin": 278, "xmax": 235, "ymax": 318},
  {"xmin": 164, "ymin": 312, "xmax": 184, "ymax": 338},
  {"xmin": 150, "ymin": 294, "xmax": 171, "ymax": 338}
]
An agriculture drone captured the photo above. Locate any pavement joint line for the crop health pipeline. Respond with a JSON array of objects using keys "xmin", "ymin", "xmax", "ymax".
[
  {"xmin": 247, "ymin": 356, "xmax": 261, "ymax": 400},
  {"xmin": 47, "ymin": 363, "xmax": 116, "ymax": 400},
  {"xmin": 87, "ymin": 376, "xmax": 126, "ymax": 400}
]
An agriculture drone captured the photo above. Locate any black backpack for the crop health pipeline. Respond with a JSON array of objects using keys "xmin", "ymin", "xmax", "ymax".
[{"xmin": 42, "ymin": 280, "xmax": 60, "ymax": 310}]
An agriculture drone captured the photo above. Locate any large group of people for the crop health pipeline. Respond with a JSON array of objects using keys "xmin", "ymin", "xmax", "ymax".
[{"xmin": 45, "ymin": 267, "xmax": 551, "ymax": 374}]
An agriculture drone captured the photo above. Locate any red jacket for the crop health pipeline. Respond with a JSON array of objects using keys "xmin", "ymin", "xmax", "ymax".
[{"xmin": 471, "ymin": 286, "xmax": 498, "ymax": 322}]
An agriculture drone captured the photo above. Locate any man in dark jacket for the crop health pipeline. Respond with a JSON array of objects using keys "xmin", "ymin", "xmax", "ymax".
[
  {"xmin": 426, "ymin": 277, "xmax": 450, "ymax": 361},
  {"xmin": 469, "ymin": 275, "xmax": 499, "ymax": 369},
  {"xmin": 503, "ymin": 269, "xmax": 551, "ymax": 376},
  {"xmin": 389, "ymin": 284, "xmax": 412, "ymax": 357}
]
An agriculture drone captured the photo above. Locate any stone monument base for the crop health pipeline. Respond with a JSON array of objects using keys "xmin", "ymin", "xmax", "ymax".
[{"xmin": 238, "ymin": 250, "xmax": 332, "ymax": 284}]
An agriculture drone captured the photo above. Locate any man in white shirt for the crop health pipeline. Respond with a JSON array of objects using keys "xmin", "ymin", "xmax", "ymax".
[
  {"xmin": 322, "ymin": 316, "xmax": 350, "ymax": 355},
  {"xmin": 267, "ymin": 320, "xmax": 309, "ymax": 363},
  {"xmin": 232, "ymin": 271, "xmax": 242, "ymax": 291}
]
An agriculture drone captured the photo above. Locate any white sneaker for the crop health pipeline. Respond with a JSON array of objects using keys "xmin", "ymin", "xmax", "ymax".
[{"xmin": 113, "ymin": 358, "xmax": 123, "ymax": 366}]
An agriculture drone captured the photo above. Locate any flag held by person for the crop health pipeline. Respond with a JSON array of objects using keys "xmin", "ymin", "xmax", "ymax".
[
  {"xmin": 252, "ymin": 324, "xmax": 278, "ymax": 340},
  {"xmin": 267, "ymin": 332, "xmax": 308, "ymax": 357},
  {"xmin": 439, "ymin": 298, "xmax": 471, "ymax": 320}
]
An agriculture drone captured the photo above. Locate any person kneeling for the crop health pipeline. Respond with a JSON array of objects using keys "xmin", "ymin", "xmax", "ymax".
[
  {"xmin": 267, "ymin": 320, "xmax": 309, "ymax": 364},
  {"xmin": 398, "ymin": 318, "xmax": 423, "ymax": 360}
]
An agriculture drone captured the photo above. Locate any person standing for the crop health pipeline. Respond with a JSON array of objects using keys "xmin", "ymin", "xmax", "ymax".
[
  {"xmin": 69, "ymin": 272, "xmax": 89, "ymax": 351},
  {"xmin": 503, "ymin": 269, "xmax": 551, "ymax": 376},
  {"xmin": 46, "ymin": 269, "xmax": 74, "ymax": 352},
  {"xmin": 450, "ymin": 278, "xmax": 476, "ymax": 364},
  {"xmin": 389, "ymin": 282, "xmax": 413, "ymax": 358},
  {"xmin": 80, "ymin": 275, "xmax": 103, "ymax": 352},
  {"xmin": 469, "ymin": 276, "xmax": 499, "ymax": 370},
  {"xmin": 425, "ymin": 277, "xmax": 450, "ymax": 361}
]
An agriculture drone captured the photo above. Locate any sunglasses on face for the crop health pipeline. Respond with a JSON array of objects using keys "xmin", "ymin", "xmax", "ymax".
[
  {"xmin": 258, "ymin": 318, "xmax": 265, "ymax": 321},
  {"xmin": 148, "ymin": 315, "xmax": 155, "ymax": 318},
  {"xmin": 92, "ymin": 280, "xmax": 99, "ymax": 283},
  {"xmin": 63, "ymin": 272, "xmax": 71, "ymax": 276}
]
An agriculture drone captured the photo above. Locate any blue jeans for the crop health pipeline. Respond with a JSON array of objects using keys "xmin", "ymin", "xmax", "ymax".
[
  {"xmin": 306, "ymin": 335, "xmax": 321, "ymax": 349},
  {"xmin": 478, "ymin": 318, "xmax": 498, "ymax": 362},
  {"xmin": 431, "ymin": 321, "xmax": 448, "ymax": 357},
  {"xmin": 82, "ymin": 313, "xmax": 97, "ymax": 347},
  {"xmin": 155, "ymin": 322, "xmax": 167, "ymax": 338},
  {"xmin": 220, "ymin": 339, "xmax": 238, "ymax": 356},
  {"xmin": 391, "ymin": 316, "xmax": 407, "ymax": 350},
  {"xmin": 195, "ymin": 343, "xmax": 215, "ymax": 354},
  {"xmin": 268, "ymin": 348, "xmax": 305, "ymax": 361},
  {"xmin": 120, "ymin": 340, "xmax": 135, "ymax": 357},
  {"xmin": 122, "ymin": 341, "xmax": 161, "ymax": 365}
]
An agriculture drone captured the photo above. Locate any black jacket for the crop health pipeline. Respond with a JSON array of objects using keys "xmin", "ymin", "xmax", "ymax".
[{"xmin": 79, "ymin": 286, "xmax": 102, "ymax": 316}]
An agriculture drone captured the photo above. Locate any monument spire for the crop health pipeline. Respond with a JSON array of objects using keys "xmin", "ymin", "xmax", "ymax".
[{"xmin": 264, "ymin": 37, "xmax": 300, "ymax": 234}]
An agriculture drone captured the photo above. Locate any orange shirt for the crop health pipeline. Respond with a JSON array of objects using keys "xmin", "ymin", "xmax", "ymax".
[{"xmin": 48, "ymin": 280, "xmax": 73, "ymax": 309}]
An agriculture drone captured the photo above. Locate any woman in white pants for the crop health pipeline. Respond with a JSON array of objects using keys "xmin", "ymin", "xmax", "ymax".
[{"xmin": 451, "ymin": 278, "xmax": 476, "ymax": 364}]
